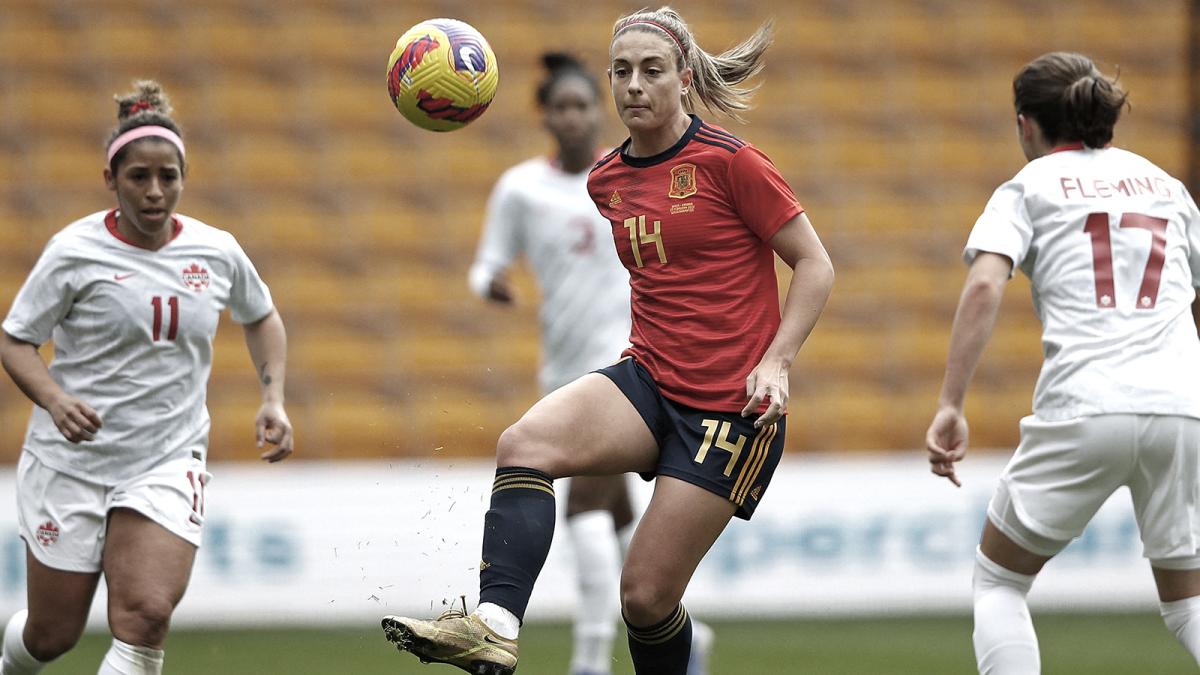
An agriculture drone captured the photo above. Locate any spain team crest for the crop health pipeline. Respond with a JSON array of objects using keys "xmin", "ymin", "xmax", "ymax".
[{"xmin": 669, "ymin": 163, "xmax": 697, "ymax": 199}]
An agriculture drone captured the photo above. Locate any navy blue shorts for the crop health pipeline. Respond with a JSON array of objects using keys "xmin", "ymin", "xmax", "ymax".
[{"xmin": 596, "ymin": 358, "xmax": 785, "ymax": 520}]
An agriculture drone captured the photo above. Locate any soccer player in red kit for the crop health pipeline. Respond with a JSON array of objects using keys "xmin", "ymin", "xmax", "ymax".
[{"xmin": 382, "ymin": 7, "xmax": 834, "ymax": 675}]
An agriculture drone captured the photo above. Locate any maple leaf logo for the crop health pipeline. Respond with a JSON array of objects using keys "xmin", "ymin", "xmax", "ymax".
[
  {"xmin": 36, "ymin": 520, "xmax": 59, "ymax": 546},
  {"xmin": 182, "ymin": 263, "xmax": 210, "ymax": 292}
]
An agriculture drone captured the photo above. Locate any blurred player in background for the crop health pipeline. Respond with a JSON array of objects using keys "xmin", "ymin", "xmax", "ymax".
[
  {"xmin": 384, "ymin": 7, "xmax": 833, "ymax": 674},
  {"xmin": 926, "ymin": 52, "xmax": 1200, "ymax": 673},
  {"xmin": 468, "ymin": 52, "xmax": 711, "ymax": 675},
  {"xmin": 0, "ymin": 81, "xmax": 293, "ymax": 675}
]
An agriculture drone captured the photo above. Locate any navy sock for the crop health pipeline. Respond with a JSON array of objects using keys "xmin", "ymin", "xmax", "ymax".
[
  {"xmin": 625, "ymin": 604, "xmax": 693, "ymax": 675},
  {"xmin": 478, "ymin": 467, "xmax": 556, "ymax": 621}
]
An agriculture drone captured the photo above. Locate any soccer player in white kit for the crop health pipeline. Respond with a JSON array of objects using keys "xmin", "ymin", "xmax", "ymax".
[
  {"xmin": 0, "ymin": 81, "xmax": 293, "ymax": 675},
  {"xmin": 926, "ymin": 52, "xmax": 1200, "ymax": 673},
  {"xmin": 468, "ymin": 52, "xmax": 711, "ymax": 675}
]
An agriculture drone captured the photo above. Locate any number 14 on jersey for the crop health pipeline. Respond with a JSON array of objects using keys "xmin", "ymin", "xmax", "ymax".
[{"xmin": 623, "ymin": 215, "xmax": 667, "ymax": 268}]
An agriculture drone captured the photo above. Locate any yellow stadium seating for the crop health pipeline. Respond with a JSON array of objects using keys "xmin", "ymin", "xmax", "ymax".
[{"xmin": 0, "ymin": 0, "xmax": 1190, "ymax": 462}]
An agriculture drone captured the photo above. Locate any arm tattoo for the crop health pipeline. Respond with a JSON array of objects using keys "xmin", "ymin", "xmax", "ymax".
[{"xmin": 258, "ymin": 362, "xmax": 273, "ymax": 386}]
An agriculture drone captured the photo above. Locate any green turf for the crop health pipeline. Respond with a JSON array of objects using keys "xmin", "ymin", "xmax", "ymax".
[{"xmin": 42, "ymin": 613, "xmax": 1195, "ymax": 674}]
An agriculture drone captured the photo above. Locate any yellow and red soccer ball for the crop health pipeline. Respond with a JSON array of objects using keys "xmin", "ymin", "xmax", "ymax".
[{"xmin": 387, "ymin": 18, "xmax": 499, "ymax": 132}]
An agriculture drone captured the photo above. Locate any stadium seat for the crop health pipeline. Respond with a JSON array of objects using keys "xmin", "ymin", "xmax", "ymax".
[
  {"xmin": 305, "ymin": 74, "xmax": 397, "ymax": 134},
  {"xmin": 0, "ymin": 0, "xmax": 1189, "ymax": 461},
  {"xmin": 213, "ymin": 135, "xmax": 318, "ymax": 194},
  {"xmin": 199, "ymin": 74, "xmax": 311, "ymax": 135},
  {"xmin": 180, "ymin": 13, "xmax": 287, "ymax": 69}
]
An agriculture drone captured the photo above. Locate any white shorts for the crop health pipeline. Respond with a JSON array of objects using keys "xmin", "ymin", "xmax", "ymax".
[
  {"xmin": 989, "ymin": 414, "xmax": 1200, "ymax": 567},
  {"xmin": 16, "ymin": 452, "xmax": 211, "ymax": 573}
]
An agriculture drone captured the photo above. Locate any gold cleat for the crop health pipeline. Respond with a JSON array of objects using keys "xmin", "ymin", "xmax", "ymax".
[{"xmin": 382, "ymin": 600, "xmax": 518, "ymax": 675}]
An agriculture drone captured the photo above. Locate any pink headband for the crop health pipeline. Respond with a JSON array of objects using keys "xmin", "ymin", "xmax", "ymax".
[
  {"xmin": 106, "ymin": 126, "xmax": 186, "ymax": 164},
  {"xmin": 616, "ymin": 19, "xmax": 687, "ymax": 59}
]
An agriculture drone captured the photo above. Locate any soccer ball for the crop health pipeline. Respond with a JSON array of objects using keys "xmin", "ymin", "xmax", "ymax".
[{"xmin": 386, "ymin": 18, "xmax": 499, "ymax": 132}]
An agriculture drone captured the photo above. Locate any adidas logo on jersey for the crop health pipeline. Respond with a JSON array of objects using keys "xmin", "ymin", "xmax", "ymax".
[
  {"xmin": 750, "ymin": 485, "xmax": 763, "ymax": 501},
  {"xmin": 609, "ymin": 191, "xmax": 622, "ymax": 207}
]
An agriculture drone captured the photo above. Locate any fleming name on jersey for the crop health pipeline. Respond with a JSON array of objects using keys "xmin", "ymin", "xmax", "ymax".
[
  {"xmin": 588, "ymin": 115, "xmax": 802, "ymax": 412},
  {"xmin": 966, "ymin": 145, "xmax": 1200, "ymax": 420}
]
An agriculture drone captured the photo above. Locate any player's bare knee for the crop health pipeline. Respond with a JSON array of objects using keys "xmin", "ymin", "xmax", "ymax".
[
  {"xmin": 495, "ymin": 423, "xmax": 532, "ymax": 467},
  {"xmin": 110, "ymin": 596, "xmax": 175, "ymax": 647},
  {"xmin": 620, "ymin": 575, "xmax": 680, "ymax": 626},
  {"xmin": 23, "ymin": 618, "xmax": 84, "ymax": 661},
  {"xmin": 24, "ymin": 635, "xmax": 79, "ymax": 662},
  {"xmin": 495, "ymin": 421, "xmax": 557, "ymax": 473}
]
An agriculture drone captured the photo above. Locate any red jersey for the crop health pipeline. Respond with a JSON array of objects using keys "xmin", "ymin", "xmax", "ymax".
[{"xmin": 588, "ymin": 115, "xmax": 803, "ymax": 411}]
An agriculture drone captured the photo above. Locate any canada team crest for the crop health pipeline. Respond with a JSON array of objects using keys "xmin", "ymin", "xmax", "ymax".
[
  {"xmin": 36, "ymin": 520, "xmax": 59, "ymax": 547},
  {"xmin": 182, "ymin": 263, "xmax": 210, "ymax": 292},
  {"xmin": 669, "ymin": 163, "xmax": 697, "ymax": 199}
]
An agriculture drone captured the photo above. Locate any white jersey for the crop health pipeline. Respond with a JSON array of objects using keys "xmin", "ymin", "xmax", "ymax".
[
  {"xmin": 2, "ymin": 210, "xmax": 273, "ymax": 485},
  {"xmin": 966, "ymin": 146, "xmax": 1200, "ymax": 420},
  {"xmin": 469, "ymin": 156, "xmax": 631, "ymax": 392}
]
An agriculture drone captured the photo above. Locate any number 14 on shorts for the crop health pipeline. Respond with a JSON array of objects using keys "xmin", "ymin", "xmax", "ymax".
[{"xmin": 694, "ymin": 419, "xmax": 745, "ymax": 476}]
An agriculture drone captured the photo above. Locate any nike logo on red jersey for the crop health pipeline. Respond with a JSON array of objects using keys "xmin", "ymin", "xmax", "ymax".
[{"xmin": 113, "ymin": 272, "xmax": 137, "ymax": 281}]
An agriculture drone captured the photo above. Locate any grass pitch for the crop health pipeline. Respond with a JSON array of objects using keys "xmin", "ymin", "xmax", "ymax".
[{"xmin": 45, "ymin": 613, "xmax": 1193, "ymax": 674}]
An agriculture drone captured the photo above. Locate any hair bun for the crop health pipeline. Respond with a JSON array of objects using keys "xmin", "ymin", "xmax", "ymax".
[
  {"xmin": 115, "ymin": 80, "xmax": 173, "ymax": 122},
  {"xmin": 541, "ymin": 52, "xmax": 583, "ymax": 73},
  {"xmin": 1061, "ymin": 71, "xmax": 1125, "ymax": 148},
  {"xmin": 535, "ymin": 51, "xmax": 600, "ymax": 107}
]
